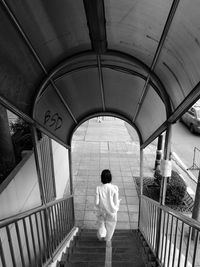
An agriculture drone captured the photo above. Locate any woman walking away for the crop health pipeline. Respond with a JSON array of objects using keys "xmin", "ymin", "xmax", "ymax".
[{"xmin": 95, "ymin": 169, "xmax": 121, "ymax": 243}]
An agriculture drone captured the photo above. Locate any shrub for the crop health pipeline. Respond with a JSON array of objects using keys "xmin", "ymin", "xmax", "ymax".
[
  {"xmin": 10, "ymin": 119, "xmax": 33, "ymax": 162},
  {"xmin": 166, "ymin": 170, "xmax": 186, "ymax": 205},
  {"xmin": 0, "ymin": 161, "xmax": 14, "ymax": 184},
  {"xmin": 154, "ymin": 170, "xmax": 186, "ymax": 205}
]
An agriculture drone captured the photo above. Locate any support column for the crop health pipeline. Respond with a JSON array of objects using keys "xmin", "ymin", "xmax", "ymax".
[
  {"xmin": 159, "ymin": 125, "xmax": 172, "ymax": 205},
  {"xmin": 154, "ymin": 134, "xmax": 163, "ymax": 171},
  {"xmin": 68, "ymin": 149, "xmax": 74, "ymax": 196},
  {"xmin": 140, "ymin": 148, "xmax": 144, "ymax": 196},
  {"xmin": 68, "ymin": 149, "xmax": 75, "ymax": 224},
  {"xmin": 31, "ymin": 126, "xmax": 46, "ymax": 204},
  {"xmin": 156, "ymin": 125, "xmax": 172, "ymax": 257},
  {"xmin": 138, "ymin": 148, "xmax": 144, "ymax": 229},
  {"xmin": 192, "ymin": 169, "xmax": 200, "ymax": 239}
]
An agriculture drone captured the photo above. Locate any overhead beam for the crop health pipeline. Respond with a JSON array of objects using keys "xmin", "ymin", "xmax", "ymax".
[
  {"xmin": 0, "ymin": 0, "xmax": 77, "ymax": 124},
  {"xmin": 141, "ymin": 121, "xmax": 168, "ymax": 149},
  {"xmin": 97, "ymin": 55, "xmax": 106, "ymax": 111},
  {"xmin": 37, "ymin": 51, "xmax": 171, "ymax": 115},
  {"xmin": 168, "ymin": 81, "xmax": 200, "ymax": 123},
  {"xmin": 55, "ymin": 63, "xmax": 170, "ymax": 116},
  {"xmin": 83, "ymin": 0, "xmax": 107, "ymax": 54},
  {"xmin": 133, "ymin": 0, "xmax": 180, "ymax": 123}
]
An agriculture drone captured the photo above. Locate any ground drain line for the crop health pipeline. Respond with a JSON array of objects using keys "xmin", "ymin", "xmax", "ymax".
[{"xmin": 105, "ymin": 241, "xmax": 112, "ymax": 267}]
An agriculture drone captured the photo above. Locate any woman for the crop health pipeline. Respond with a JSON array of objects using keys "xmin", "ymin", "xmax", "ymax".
[{"xmin": 95, "ymin": 169, "xmax": 121, "ymax": 242}]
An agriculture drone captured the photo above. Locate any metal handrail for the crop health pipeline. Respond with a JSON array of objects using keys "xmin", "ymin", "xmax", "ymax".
[
  {"xmin": 0, "ymin": 195, "xmax": 74, "ymax": 267},
  {"xmin": 141, "ymin": 195, "xmax": 200, "ymax": 231},
  {"xmin": 0, "ymin": 195, "xmax": 73, "ymax": 227},
  {"xmin": 140, "ymin": 195, "xmax": 200, "ymax": 267}
]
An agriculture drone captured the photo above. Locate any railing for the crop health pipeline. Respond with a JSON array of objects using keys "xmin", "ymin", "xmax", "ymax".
[
  {"xmin": 0, "ymin": 195, "xmax": 74, "ymax": 267},
  {"xmin": 187, "ymin": 147, "xmax": 200, "ymax": 171},
  {"xmin": 139, "ymin": 195, "xmax": 200, "ymax": 267}
]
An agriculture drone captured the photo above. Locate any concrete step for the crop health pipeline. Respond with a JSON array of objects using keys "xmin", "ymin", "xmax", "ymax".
[
  {"xmin": 72, "ymin": 247, "xmax": 105, "ymax": 254},
  {"xmin": 59, "ymin": 229, "xmax": 147, "ymax": 267},
  {"xmin": 64, "ymin": 262, "xmax": 105, "ymax": 267},
  {"xmin": 76, "ymin": 239, "xmax": 136, "ymax": 248},
  {"xmin": 65, "ymin": 262, "xmax": 143, "ymax": 267},
  {"xmin": 112, "ymin": 262, "xmax": 145, "ymax": 267},
  {"xmin": 69, "ymin": 252, "xmax": 105, "ymax": 262},
  {"xmin": 76, "ymin": 240, "xmax": 106, "ymax": 248},
  {"xmin": 77, "ymin": 235, "xmax": 135, "ymax": 242},
  {"xmin": 80, "ymin": 229, "xmax": 134, "ymax": 236}
]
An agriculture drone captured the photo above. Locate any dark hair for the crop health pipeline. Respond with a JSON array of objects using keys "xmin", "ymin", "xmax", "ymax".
[{"xmin": 101, "ymin": 169, "xmax": 112, "ymax": 184}]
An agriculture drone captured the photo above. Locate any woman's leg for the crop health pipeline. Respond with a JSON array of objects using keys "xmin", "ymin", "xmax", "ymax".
[
  {"xmin": 97, "ymin": 214, "xmax": 107, "ymax": 240},
  {"xmin": 105, "ymin": 214, "xmax": 117, "ymax": 241}
]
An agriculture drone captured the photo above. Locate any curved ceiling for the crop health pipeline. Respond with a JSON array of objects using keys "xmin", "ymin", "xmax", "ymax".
[{"xmin": 0, "ymin": 0, "xmax": 200, "ymax": 148}]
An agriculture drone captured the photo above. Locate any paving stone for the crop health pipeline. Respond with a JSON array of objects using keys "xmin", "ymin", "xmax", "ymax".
[
  {"xmin": 126, "ymin": 196, "xmax": 139, "ymax": 205},
  {"xmin": 125, "ymin": 189, "xmax": 138, "ymax": 197},
  {"xmin": 118, "ymin": 212, "xmax": 129, "ymax": 222},
  {"xmin": 129, "ymin": 212, "xmax": 139, "ymax": 222},
  {"xmin": 127, "ymin": 205, "xmax": 139, "ymax": 212},
  {"xmin": 119, "ymin": 205, "xmax": 128, "ymax": 212}
]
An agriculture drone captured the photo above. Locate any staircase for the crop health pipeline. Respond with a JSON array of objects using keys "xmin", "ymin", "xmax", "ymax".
[{"xmin": 57, "ymin": 229, "xmax": 147, "ymax": 267}]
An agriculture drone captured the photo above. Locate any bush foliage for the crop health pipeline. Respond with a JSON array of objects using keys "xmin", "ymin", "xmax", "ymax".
[
  {"xmin": 10, "ymin": 119, "xmax": 33, "ymax": 161},
  {"xmin": 154, "ymin": 170, "xmax": 186, "ymax": 205}
]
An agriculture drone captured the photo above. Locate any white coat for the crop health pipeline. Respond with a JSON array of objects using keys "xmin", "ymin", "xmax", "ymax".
[{"xmin": 95, "ymin": 183, "xmax": 120, "ymax": 241}]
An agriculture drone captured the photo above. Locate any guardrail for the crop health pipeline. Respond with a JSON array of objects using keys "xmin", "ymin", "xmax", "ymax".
[
  {"xmin": 139, "ymin": 195, "xmax": 200, "ymax": 267},
  {"xmin": 0, "ymin": 195, "xmax": 74, "ymax": 267},
  {"xmin": 187, "ymin": 147, "xmax": 200, "ymax": 171}
]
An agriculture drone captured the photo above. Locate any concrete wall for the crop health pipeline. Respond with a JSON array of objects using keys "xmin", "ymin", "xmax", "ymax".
[
  {"xmin": 0, "ymin": 151, "xmax": 41, "ymax": 220},
  {"xmin": 0, "ymin": 140, "xmax": 71, "ymax": 267},
  {"xmin": 0, "ymin": 139, "xmax": 71, "ymax": 221},
  {"xmin": 51, "ymin": 140, "xmax": 70, "ymax": 198}
]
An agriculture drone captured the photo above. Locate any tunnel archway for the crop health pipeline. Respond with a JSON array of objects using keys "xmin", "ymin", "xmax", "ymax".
[{"xmin": 70, "ymin": 116, "xmax": 151, "ymax": 229}]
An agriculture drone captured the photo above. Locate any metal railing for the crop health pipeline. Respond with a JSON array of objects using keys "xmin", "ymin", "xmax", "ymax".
[
  {"xmin": 0, "ymin": 195, "xmax": 74, "ymax": 267},
  {"xmin": 139, "ymin": 195, "xmax": 200, "ymax": 267},
  {"xmin": 187, "ymin": 147, "xmax": 200, "ymax": 171}
]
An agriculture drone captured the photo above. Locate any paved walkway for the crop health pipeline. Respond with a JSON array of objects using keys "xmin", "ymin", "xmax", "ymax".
[{"xmin": 71, "ymin": 117, "xmax": 156, "ymax": 230}]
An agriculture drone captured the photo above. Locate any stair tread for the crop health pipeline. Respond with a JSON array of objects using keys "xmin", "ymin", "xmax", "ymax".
[
  {"xmin": 62, "ymin": 229, "xmax": 145, "ymax": 267},
  {"xmin": 65, "ymin": 263, "xmax": 105, "ymax": 267},
  {"xmin": 73, "ymin": 247, "xmax": 106, "ymax": 254},
  {"xmin": 69, "ymin": 253, "xmax": 105, "ymax": 262},
  {"xmin": 78, "ymin": 236, "xmax": 135, "ymax": 241},
  {"xmin": 65, "ymin": 261, "xmax": 145, "ymax": 267},
  {"xmin": 76, "ymin": 241, "xmax": 106, "ymax": 248},
  {"xmin": 112, "ymin": 254, "xmax": 142, "ymax": 261},
  {"xmin": 112, "ymin": 262, "xmax": 145, "ymax": 267},
  {"xmin": 80, "ymin": 230, "xmax": 135, "ymax": 236},
  {"xmin": 77, "ymin": 239, "xmax": 137, "ymax": 247},
  {"xmin": 65, "ymin": 262, "xmax": 105, "ymax": 267}
]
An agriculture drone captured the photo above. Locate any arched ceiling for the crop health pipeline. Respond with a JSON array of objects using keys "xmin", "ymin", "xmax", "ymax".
[{"xmin": 0, "ymin": 0, "xmax": 200, "ymax": 148}]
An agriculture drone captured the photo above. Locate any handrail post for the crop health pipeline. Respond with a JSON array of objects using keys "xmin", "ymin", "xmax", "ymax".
[
  {"xmin": 44, "ymin": 206, "xmax": 53, "ymax": 261},
  {"xmin": 138, "ymin": 148, "xmax": 144, "ymax": 229},
  {"xmin": 155, "ymin": 124, "xmax": 172, "ymax": 258}
]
